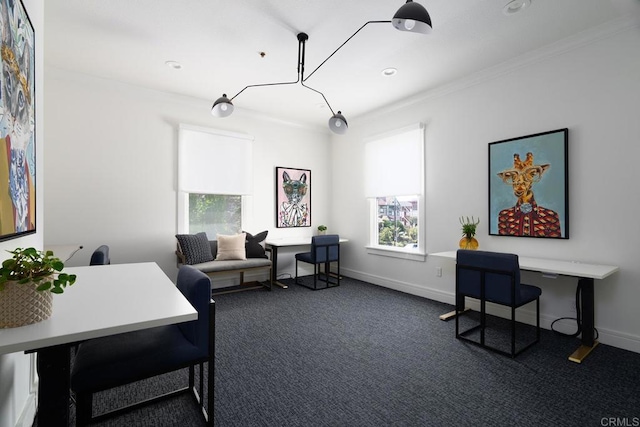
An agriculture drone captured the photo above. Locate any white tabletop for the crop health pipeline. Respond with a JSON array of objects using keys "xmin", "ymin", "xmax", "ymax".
[
  {"xmin": 0, "ymin": 262, "xmax": 197, "ymax": 355},
  {"xmin": 265, "ymin": 237, "xmax": 348, "ymax": 247},
  {"xmin": 430, "ymin": 251, "xmax": 619, "ymax": 280}
]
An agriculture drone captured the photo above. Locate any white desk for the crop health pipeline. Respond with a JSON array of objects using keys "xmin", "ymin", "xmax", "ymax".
[
  {"xmin": 265, "ymin": 237, "xmax": 348, "ymax": 287},
  {"xmin": 0, "ymin": 262, "xmax": 197, "ymax": 426},
  {"xmin": 430, "ymin": 251, "xmax": 619, "ymax": 362}
]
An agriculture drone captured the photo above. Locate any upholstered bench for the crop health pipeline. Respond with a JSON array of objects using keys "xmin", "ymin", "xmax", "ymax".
[{"xmin": 176, "ymin": 231, "xmax": 272, "ymax": 295}]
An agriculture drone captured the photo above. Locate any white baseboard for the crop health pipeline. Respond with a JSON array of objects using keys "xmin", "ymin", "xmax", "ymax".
[{"xmin": 340, "ymin": 267, "xmax": 640, "ymax": 354}]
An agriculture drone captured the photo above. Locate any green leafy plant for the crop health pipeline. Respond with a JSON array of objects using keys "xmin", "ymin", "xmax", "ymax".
[
  {"xmin": 0, "ymin": 248, "xmax": 77, "ymax": 294},
  {"xmin": 317, "ymin": 225, "xmax": 327, "ymax": 232},
  {"xmin": 459, "ymin": 216, "xmax": 480, "ymax": 238}
]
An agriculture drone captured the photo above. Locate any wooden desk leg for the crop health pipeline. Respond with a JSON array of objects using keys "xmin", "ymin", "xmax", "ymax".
[
  {"xmin": 36, "ymin": 344, "xmax": 71, "ymax": 426},
  {"xmin": 439, "ymin": 308, "xmax": 470, "ymax": 321},
  {"xmin": 440, "ymin": 292, "xmax": 470, "ymax": 320},
  {"xmin": 569, "ymin": 278, "xmax": 597, "ymax": 363},
  {"xmin": 268, "ymin": 245, "xmax": 288, "ymax": 289}
]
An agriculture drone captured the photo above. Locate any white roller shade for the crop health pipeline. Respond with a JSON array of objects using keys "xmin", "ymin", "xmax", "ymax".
[
  {"xmin": 364, "ymin": 123, "xmax": 424, "ymax": 198},
  {"xmin": 178, "ymin": 125, "xmax": 253, "ymax": 195}
]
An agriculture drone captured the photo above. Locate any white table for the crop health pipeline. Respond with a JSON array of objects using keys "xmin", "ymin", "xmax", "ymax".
[
  {"xmin": 265, "ymin": 237, "xmax": 348, "ymax": 287},
  {"xmin": 0, "ymin": 262, "xmax": 197, "ymax": 426},
  {"xmin": 430, "ymin": 251, "xmax": 619, "ymax": 362}
]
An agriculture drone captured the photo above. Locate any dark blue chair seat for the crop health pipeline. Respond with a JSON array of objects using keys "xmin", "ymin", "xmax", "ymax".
[
  {"xmin": 455, "ymin": 249, "xmax": 541, "ymax": 357},
  {"xmin": 71, "ymin": 266, "xmax": 214, "ymax": 426},
  {"xmin": 71, "ymin": 325, "xmax": 204, "ymax": 392},
  {"xmin": 295, "ymin": 234, "xmax": 340, "ymax": 290}
]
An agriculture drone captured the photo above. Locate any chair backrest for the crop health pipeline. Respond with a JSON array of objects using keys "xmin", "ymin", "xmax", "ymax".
[
  {"xmin": 456, "ymin": 250, "xmax": 521, "ymax": 305},
  {"xmin": 310, "ymin": 234, "xmax": 340, "ymax": 263},
  {"xmin": 176, "ymin": 265, "xmax": 212, "ymax": 357},
  {"xmin": 90, "ymin": 245, "xmax": 110, "ymax": 265}
]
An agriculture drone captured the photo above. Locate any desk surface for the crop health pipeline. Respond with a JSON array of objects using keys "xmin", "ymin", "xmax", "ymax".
[
  {"xmin": 266, "ymin": 237, "xmax": 348, "ymax": 247},
  {"xmin": 430, "ymin": 251, "xmax": 619, "ymax": 280},
  {"xmin": 0, "ymin": 262, "xmax": 197, "ymax": 355}
]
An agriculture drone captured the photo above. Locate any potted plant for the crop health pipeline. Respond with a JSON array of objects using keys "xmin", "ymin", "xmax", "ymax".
[
  {"xmin": 317, "ymin": 225, "xmax": 327, "ymax": 235},
  {"xmin": 459, "ymin": 216, "xmax": 480, "ymax": 250},
  {"xmin": 0, "ymin": 247, "xmax": 77, "ymax": 328}
]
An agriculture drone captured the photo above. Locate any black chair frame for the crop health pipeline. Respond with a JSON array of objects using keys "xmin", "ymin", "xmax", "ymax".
[
  {"xmin": 73, "ymin": 302, "xmax": 215, "ymax": 426},
  {"xmin": 295, "ymin": 242, "xmax": 340, "ymax": 290},
  {"xmin": 455, "ymin": 263, "xmax": 540, "ymax": 358}
]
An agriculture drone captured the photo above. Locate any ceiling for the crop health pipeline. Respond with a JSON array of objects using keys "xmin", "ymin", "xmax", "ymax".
[{"xmin": 44, "ymin": 0, "xmax": 640, "ymax": 130}]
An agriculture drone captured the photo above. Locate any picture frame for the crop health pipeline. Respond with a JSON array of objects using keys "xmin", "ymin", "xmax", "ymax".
[
  {"xmin": 276, "ymin": 166, "xmax": 311, "ymax": 228},
  {"xmin": 488, "ymin": 128, "xmax": 569, "ymax": 239},
  {"xmin": 0, "ymin": 0, "xmax": 36, "ymax": 241}
]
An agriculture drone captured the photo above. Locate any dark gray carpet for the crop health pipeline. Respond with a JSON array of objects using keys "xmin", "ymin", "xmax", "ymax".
[{"xmin": 51, "ymin": 276, "xmax": 640, "ymax": 426}]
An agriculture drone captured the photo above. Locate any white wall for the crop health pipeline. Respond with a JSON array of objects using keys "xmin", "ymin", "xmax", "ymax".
[
  {"xmin": 0, "ymin": 1, "xmax": 44, "ymax": 426},
  {"xmin": 332, "ymin": 22, "xmax": 640, "ymax": 352},
  {"xmin": 43, "ymin": 68, "xmax": 332, "ymax": 281}
]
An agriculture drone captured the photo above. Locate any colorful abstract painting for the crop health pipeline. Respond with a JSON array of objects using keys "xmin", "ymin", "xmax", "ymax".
[{"xmin": 0, "ymin": 0, "xmax": 35, "ymax": 241}]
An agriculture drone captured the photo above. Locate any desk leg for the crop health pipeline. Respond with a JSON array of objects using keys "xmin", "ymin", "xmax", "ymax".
[
  {"xmin": 36, "ymin": 344, "xmax": 71, "ymax": 426},
  {"xmin": 439, "ymin": 293, "xmax": 470, "ymax": 321},
  {"xmin": 569, "ymin": 278, "xmax": 599, "ymax": 363},
  {"xmin": 439, "ymin": 308, "xmax": 470, "ymax": 321},
  {"xmin": 268, "ymin": 245, "xmax": 288, "ymax": 289}
]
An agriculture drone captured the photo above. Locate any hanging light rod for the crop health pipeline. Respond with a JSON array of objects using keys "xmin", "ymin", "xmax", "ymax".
[{"xmin": 211, "ymin": 0, "xmax": 432, "ymax": 134}]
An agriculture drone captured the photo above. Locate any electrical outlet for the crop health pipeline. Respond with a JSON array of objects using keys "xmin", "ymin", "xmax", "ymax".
[{"xmin": 436, "ymin": 267, "xmax": 442, "ymax": 277}]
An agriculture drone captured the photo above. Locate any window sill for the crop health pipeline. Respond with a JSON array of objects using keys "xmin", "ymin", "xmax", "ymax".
[{"xmin": 365, "ymin": 246, "xmax": 427, "ymax": 262}]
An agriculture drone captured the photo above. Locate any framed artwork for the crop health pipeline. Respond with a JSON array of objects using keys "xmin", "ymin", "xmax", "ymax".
[
  {"xmin": 0, "ymin": 0, "xmax": 36, "ymax": 241},
  {"xmin": 276, "ymin": 166, "xmax": 311, "ymax": 228},
  {"xmin": 488, "ymin": 128, "xmax": 569, "ymax": 239}
]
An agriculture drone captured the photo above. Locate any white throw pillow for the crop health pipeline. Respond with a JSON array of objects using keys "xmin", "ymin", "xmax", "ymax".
[{"xmin": 215, "ymin": 233, "xmax": 247, "ymax": 261}]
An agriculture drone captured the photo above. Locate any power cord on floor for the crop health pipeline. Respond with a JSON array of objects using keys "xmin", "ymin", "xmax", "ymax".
[{"xmin": 550, "ymin": 281, "xmax": 599, "ymax": 340}]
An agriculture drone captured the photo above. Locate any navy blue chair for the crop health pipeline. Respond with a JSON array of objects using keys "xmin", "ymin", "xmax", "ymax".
[
  {"xmin": 70, "ymin": 266, "xmax": 215, "ymax": 426},
  {"xmin": 89, "ymin": 245, "xmax": 110, "ymax": 265},
  {"xmin": 295, "ymin": 234, "xmax": 340, "ymax": 290},
  {"xmin": 455, "ymin": 250, "xmax": 541, "ymax": 357}
]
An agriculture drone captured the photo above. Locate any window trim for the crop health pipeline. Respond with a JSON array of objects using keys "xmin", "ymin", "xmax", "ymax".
[
  {"xmin": 365, "ymin": 123, "xmax": 426, "ymax": 261},
  {"xmin": 366, "ymin": 196, "xmax": 426, "ymax": 262}
]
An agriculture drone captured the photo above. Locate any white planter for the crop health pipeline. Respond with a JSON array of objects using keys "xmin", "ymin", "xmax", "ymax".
[{"xmin": 0, "ymin": 280, "xmax": 53, "ymax": 328}]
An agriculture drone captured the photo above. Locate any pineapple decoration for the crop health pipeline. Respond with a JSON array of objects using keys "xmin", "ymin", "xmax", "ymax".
[{"xmin": 459, "ymin": 216, "xmax": 480, "ymax": 250}]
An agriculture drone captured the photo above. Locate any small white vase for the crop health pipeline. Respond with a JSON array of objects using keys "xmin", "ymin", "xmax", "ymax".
[{"xmin": 0, "ymin": 280, "xmax": 53, "ymax": 328}]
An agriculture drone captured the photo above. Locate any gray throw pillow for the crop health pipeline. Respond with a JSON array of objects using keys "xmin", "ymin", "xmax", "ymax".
[{"xmin": 176, "ymin": 232, "xmax": 214, "ymax": 265}]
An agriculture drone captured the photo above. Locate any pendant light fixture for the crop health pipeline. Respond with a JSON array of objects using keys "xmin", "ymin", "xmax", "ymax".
[
  {"xmin": 211, "ymin": 0, "xmax": 432, "ymax": 134},
  {"xmin": 393, "ymin": 0, "xmax": 433, "ymax": 34}
]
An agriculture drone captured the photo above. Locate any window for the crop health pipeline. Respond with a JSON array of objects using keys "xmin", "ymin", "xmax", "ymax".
[
  {"xmin": 365, "ymin": 124, "xmax": 425, "ymax": 260},
  {"xmin": 188, "ymin": 194, "xmax": 241, "ymax": 236},
  {"xmin": 177, "ymin": 125, "xmax": 253, "ymax": 235},
  {"xmin": 375, "ymin": 196, "xmax": 419, "ymax": 248}
]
